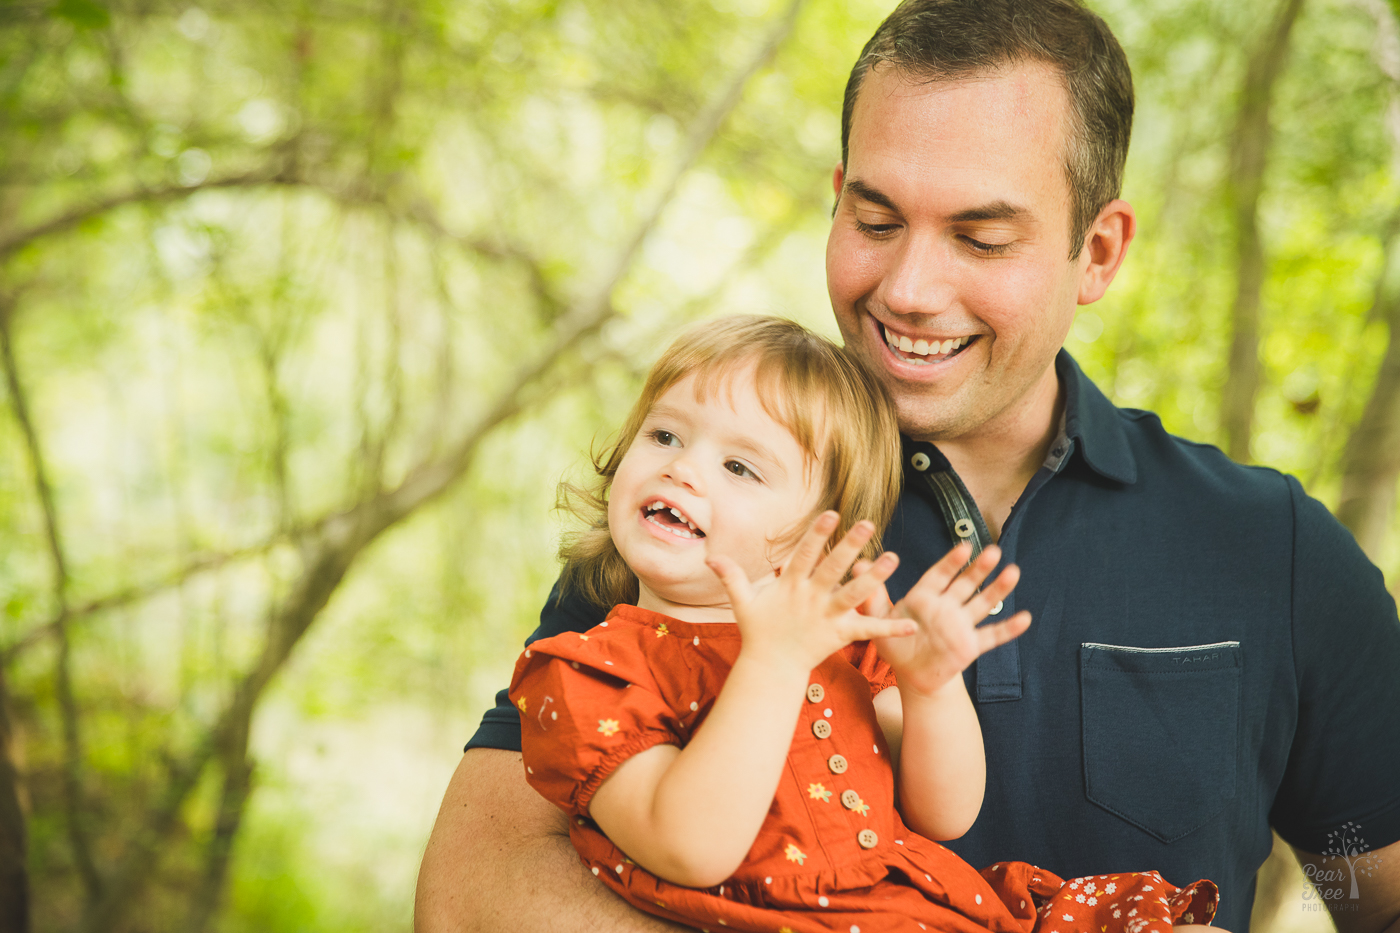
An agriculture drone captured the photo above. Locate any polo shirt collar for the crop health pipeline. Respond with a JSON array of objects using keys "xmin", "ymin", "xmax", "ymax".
[
  {"xmin": 899, "ymin": 350, "xmax": 1137, "ymax": 486},
  {"xmin": 1057, "ymin": 349, "xmax": 1137, "ymax": 485}
]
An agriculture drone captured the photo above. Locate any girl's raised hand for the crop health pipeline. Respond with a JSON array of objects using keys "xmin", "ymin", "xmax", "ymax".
[
  {"xmin": 705, "ymin": 511, "xmax": 916, "ymax": 677},
  {"xmin": 875, "ymin": 542, "xmax": 1032, "ymax": 698}
]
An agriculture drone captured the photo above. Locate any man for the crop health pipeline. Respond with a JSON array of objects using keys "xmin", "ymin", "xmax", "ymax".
[{"xmin": 416, "ymin": 2, "xmax": 1400, "ymax": 931}]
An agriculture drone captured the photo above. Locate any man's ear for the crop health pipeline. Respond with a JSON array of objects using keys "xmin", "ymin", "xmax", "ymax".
[
  {"xmin": 832, "ymin": 163, "xmax": 845, "ymax": 200},
  {"xmin": 1077, "ymin": 198, "xmax": 1136, "ymax": 305}
]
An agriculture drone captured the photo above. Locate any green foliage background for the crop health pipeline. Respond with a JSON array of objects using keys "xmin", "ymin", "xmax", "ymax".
[{"xmin": 0, "ymin": 0, "xmax": 1396, "ymax": 929}]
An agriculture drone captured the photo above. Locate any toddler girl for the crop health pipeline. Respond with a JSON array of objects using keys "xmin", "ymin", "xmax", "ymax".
[{"xmin": 509, "ymin": 315, "xmax": 1217, "ymax": 933}]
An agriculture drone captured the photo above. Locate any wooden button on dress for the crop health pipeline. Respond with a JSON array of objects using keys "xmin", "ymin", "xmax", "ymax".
[
  {"xmin": 840, "ymin": 789, "xmax": 861, "ymax": 810},
  {"xmin": 827, "ymin": 753, "xmax": 847, "ymax": 773},
  {"xmin": 858, "ymin": 829, "xmax": 879, "ymax": 849},
  {"xmin": 806, "ymin": 683, "xmax": 825, "ymax": 703},
  {"xmin": 812, "ymin": 719, "xmax": 832, "ymax": 739}
]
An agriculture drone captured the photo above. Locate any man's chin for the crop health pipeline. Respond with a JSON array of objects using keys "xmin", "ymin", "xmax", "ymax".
[{"xmin": 889, "ymin": 395, "xmax": 980, "ymax": 443}]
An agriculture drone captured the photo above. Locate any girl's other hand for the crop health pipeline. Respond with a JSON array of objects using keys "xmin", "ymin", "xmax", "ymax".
[
  {"xmin": 876, "ymin": 542, "xmax": 1032, "ymax": 698},
  {"xmin": 849, "ymin": 557, "xmax": 895, "ymax": 618},
  {"xmin": 705, "ymin": 511, "xmax": 915, "ymax": 677}
]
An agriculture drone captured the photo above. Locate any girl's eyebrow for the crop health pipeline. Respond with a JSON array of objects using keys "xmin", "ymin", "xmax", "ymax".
[
  {"xmin": 728, "ymin": 436, "xmax": 788, "ymax": 480},
  {"xmin": 645, "ymin": 403, "xmax": 691, "ymax": 423}
]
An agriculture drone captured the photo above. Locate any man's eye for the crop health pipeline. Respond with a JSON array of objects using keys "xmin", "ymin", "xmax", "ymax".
[
  {"xmin": 725, "ymin": 460, "xmax": 757, "ymax": 480},
  {"xmin": 854, "ymin": 219, "xmax": 900, "ymax": 238},
  {"xmin": 649, "ymin": 429, "xmax": 679, "ymax": 447},
  {"xmin": 962, "ymin": 236, "xmax": 1011, "ymax": 256}
]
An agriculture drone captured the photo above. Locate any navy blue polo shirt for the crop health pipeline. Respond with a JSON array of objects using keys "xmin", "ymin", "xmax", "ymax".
[{"xmin": 467, "ymin": 351, "xmax": 1400, "ymax": 933}]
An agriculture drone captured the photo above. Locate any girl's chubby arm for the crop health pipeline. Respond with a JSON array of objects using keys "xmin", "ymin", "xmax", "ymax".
[
  {"xmin": 868, "ymin": 543, "xmax": 1032, "ymax": 841},
  {"xmin": 588, "ymin": 513, "xmax": 915, "ymax": 889}
]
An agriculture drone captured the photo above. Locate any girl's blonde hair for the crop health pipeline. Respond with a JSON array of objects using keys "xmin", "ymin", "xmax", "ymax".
[{"xmin": 560, "ymin": 315, "xmax": 903, "ymax": 609}]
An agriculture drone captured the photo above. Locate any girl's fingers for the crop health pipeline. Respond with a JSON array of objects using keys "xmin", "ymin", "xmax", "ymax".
[
  {"xmin": 811, "ymin": 520, "xmax": 876, "ymax": 589},
  {"xmin": 782, "ymin": 511, "xmax": 840, "ymax": 580},
  {"xmin": 831, "ymin": 551, "xmax": 899, "ymax": 611},
  {"xmin": 841, "ymin": 612, "xmax": 918, "ymax": 643},
  {"xmin": 912, "ymin": 541, "xmax": 974, "ymax": 596},
  {"xmin": 974, "ymin": 610, "xmax": 1032, "ymax": 655},
  {"xmin": 945, "ymin": 545, "xmax": 1003, "ymax": 604},
  {"xmin": 965, "ymin": 564, "xmax": 1021, "ymax": 616},
  {"xmin": 705, "ymin": 554, "xmax": 754, "ymax": 609}
]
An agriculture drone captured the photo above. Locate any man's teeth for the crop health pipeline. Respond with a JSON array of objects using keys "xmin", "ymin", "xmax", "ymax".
[
  {"xmin": 644, "ymin": 500, "xmax": 703, "ymax": 538},
  {"xmin": 883, "ymin": 326, "xmax": 969, "ymax": 359}
]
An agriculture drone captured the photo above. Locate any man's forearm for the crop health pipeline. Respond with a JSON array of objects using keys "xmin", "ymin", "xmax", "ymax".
[{"xmin": 415, "ymin": 748, "xmax": 691, "ymax": 933}]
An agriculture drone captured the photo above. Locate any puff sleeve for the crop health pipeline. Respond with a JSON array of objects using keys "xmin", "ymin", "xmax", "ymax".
[
  {"xmin": 509, "ymin": 630, "xmax": 687, "ymax": 817},
  {"xmin": 842, "ymin": 639, "xmax": 898, "ymax": 697}
]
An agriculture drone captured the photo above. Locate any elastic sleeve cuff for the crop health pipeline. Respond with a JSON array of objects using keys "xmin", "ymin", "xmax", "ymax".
[{"xmin": 574, "ymin": 730, "xmax": 680, "ymax": 815}]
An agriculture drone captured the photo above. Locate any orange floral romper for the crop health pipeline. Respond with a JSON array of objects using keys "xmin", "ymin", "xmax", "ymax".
[{"xmin": 509, "ymin": 604, "xmax": 1218, "ymax": 933}]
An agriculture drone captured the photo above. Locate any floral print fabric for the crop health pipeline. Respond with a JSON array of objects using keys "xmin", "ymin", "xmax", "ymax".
[{"xmin": 509, "ymin": 604, "xmax": 1217, "ymax": 933}]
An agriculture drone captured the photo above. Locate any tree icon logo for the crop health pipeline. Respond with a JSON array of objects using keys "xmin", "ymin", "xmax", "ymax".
[{"xmin": 1322, "ymin": 822, "xmax": 1383, "ymax": 900}]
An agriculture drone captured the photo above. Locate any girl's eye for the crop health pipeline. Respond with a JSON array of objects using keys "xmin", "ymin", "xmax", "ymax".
[
  {"xmin": 724, "ymin": 460, "xmax": 758, "ymax": 480},
  {"xmin": 649, "ymin": 429, "xmax": 680, "ymax": 447}
]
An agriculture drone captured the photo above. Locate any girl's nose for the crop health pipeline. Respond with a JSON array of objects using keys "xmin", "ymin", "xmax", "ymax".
[{"xmin": 662, "ymin": 453, "xmax": 704, "ymax": 493}]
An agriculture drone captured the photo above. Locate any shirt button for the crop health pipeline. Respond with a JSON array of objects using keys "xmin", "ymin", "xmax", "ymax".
[
  {"xmin": 806, "ymin": 683, "xmax": 825, "ymax": 703},
  {"xmin": 827, "ymin": 754, "xmax": 848, "ymax": 774},
  {"xmin": 812, "ymin": 719, "xmax": 832, "ymax": 739},
  {"xmin": 911, "ymin": 452, "xmax": 931, "ymax": 471},
  {"xmin": 954, "ymin": 518, "xmax": 974, "ymax": 539},
  {"xmin": 840, "ymin": 789, "xmax": 861, "ymax": 810},
  {"xmin": 858, "ymin": 829, "xmax": 879, "ymax": 849},
  {"xmin": 991, "ymin": 600, "xmax": 1004, "ymax": 614}
]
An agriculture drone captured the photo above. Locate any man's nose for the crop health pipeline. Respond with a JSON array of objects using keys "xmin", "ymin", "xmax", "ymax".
[{"xmin": 880, "ymin": 234, "xmax": 956, "ymax": 317}]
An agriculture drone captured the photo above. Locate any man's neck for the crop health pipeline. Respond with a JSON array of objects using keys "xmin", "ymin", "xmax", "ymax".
[{"xmin": 924, "ymin": 365, "xmax": 1065, "ymax": 542}]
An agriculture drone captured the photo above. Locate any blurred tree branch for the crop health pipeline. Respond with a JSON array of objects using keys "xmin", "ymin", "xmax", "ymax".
[
  {"xmin": 0, "ymin": 296, "xmax": 101, "ymax": 912},
  {"xmin": 73, "ymin": 2, "xmax": 805, "ymax": 926}
]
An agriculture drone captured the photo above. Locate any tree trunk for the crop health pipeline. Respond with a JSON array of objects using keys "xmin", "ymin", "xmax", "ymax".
[
  {"xmin": 1335, "ymin": 231, "xmax": 1400, "ymax": 559},
  {"xmin": 1220, "ymin": 0, "xmax": 1308, "ymax": 463},
  {"xmin": 1335, "ymin": 0, "xmax": 1400, "ymax": 560},
  {"xmin": 0, "ymin": 667, "xmax": 29, "ymax": 933}
]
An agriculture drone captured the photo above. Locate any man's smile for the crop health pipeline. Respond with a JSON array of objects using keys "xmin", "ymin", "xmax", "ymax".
[{"xmin": 880, "ymin": 322, "xmax": 979, "ymax": 366}]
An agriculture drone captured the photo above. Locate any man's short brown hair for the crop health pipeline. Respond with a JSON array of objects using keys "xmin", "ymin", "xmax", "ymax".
[{"xmin": 841, "ymin": 0, "xmax": 1134, "ymax": 259}]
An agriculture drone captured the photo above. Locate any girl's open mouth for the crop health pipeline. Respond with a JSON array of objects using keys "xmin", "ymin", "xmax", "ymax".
[{"xmin": 643, "ymin": 500, "xmax": 705, "ymax": 539}]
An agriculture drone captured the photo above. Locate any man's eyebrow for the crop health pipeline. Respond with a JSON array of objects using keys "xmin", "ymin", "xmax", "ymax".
[
  {"xmin": 844, "ymin": 181, "xmax": 1032, "ymax": 225},
  {"xmin": 949, "ymin": 201, "xmax": 1032, "ymax": 223},
  {"xmin": 843, "ymin": 178, "xmax": 898, "ymax": 212}
]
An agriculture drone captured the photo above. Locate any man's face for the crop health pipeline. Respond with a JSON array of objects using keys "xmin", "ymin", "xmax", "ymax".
[{"xmin": 826, "ymin": 62, "xmax": 1094, "ymax": 443}]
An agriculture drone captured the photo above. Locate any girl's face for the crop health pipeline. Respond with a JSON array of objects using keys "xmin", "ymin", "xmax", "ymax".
[{"xmin": 607, "ymin": 365, "xmax": 823, "ymax": 621}]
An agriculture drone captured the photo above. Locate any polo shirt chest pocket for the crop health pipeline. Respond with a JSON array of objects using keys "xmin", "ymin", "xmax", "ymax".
[{"xmin": 1079, "ymin": 641, "xmax": 1242, "ymax": 843}]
